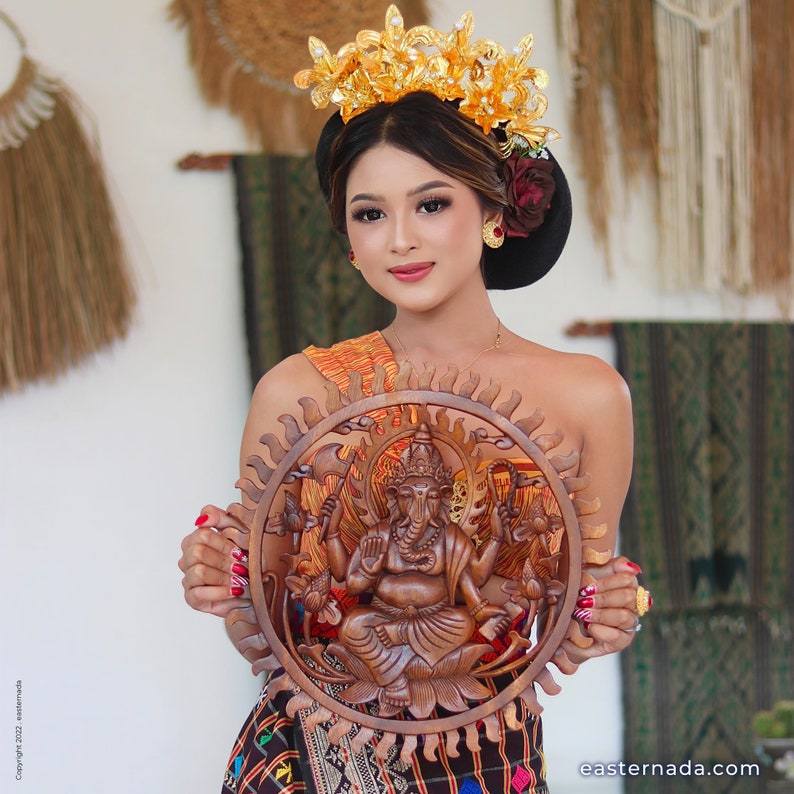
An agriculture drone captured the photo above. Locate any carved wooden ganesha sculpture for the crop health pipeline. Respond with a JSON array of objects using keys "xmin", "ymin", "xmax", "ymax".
[{"xmin": 226, "ymin": 365, "xmax": 610, "ymax": 760}]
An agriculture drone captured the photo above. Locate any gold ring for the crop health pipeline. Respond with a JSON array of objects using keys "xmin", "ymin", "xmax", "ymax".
[{"xmin": 636, "ymin": 586, "xmax": 653, "ymax": 617}]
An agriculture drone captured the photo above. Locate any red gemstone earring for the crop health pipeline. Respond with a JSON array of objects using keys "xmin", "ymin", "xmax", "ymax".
[
  {"xmin": 482, "ymin": 221, "xmax": 504, "ymax": 249},
  {"xmin": 348, "ymin": 250, "xmax": 360, "ymax": 270}
]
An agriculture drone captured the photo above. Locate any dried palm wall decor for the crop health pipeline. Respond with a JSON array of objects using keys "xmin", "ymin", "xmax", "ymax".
[
  {"xmin": 557, "ymin": 0, "xmax": 794, "ymax": 298},
  {"xmin": 556, "ymin": 0, "xmax": 658, "ymax": 272},
  {"xmin": 750, "ymin": 0, "xmax": 794, "ymax": 294},
  {"xmin": 169, "ymin": 0, "xmax": 428, "ymax": 154},
  {"xmin": 0, "ymin": 11, "xmax": 135, "ymax": 393}
]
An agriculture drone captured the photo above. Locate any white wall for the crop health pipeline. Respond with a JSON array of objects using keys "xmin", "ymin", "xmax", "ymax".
[{"xmin": 0, "ymin": 2, "xmax": 782, "ymax": 793}]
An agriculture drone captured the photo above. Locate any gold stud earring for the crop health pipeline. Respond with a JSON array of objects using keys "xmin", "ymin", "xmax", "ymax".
[
  {"xmin": 482, "ymin": 221, "xmax": 505, "ymax": 249},
  {"xmin": 348, "ymin": 249, "xmax": 360, "ymax": 270}
]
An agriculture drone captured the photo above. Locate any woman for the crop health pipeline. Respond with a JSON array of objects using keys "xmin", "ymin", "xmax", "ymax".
[{"xmin": 179, "ymin": 8, "xmax": 643, "ymax": 793}]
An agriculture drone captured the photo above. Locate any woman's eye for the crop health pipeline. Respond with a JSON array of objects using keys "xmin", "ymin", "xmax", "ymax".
[
  {"xmin": 419, "ymin": 197, "xmax": 449, "ymax": 214},
  {"xmin": 351, "ymin": 207, "xmax": 383, "ymax": 222}
]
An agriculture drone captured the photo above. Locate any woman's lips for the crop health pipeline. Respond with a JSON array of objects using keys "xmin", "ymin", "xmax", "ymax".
[{"xmin": 389, "ymin": 262, "xmax": 434, "ymax": 282}]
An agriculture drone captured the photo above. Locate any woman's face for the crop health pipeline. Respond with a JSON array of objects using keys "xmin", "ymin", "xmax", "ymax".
[{"xmin": 344, "ymin": 144, "xmax": 497, "ymax": 313}]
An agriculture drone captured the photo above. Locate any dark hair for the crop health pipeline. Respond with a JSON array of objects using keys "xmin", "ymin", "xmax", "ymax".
[{"xmin": 316, "ymin": 92, "xmax": 506, "ymax": 235}]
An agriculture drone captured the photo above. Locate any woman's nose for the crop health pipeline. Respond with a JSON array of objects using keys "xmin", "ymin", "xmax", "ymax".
[{"xmin": 390, "ymin": 212, "xmax": 419, "ymax": 255}]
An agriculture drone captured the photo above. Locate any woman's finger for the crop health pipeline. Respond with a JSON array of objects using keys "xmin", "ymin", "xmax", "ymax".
[
  {"xmin": 573, "ymin": 605, "xmax": 637, "ymax": 631},
  {"xmin": 584, "ymin": 555, "xmax": 642, "ymax": 581},
  {"xmin": 179, "ymin": 527, "xmax": 248, "ymax": 573},
  {"xmin": 575, "ymin": 577, "xmax": 637, "ymax": 611},
  {"xmin": 183, "ymin": 585, "xmax": 247, "ymax": 617},
  {"xmin": 196, "ymin": 505, "xmax": 247, "ymax": 533},
  {"xmin": 194, "ymin": 506, "xmax": 251, "ymax": 555}
]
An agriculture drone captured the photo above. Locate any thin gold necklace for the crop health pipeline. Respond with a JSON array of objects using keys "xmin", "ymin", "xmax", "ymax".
[{"xmin": 390, "ymin": 318, "xmax": 502, "ymax": 375}]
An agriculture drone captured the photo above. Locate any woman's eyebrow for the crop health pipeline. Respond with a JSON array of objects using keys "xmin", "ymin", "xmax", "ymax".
[
  {"xmin": 350, "ymin": 180, "xmax": 455, "ymax": 204},
  {"xmin": 408, "ymin": 180, "xmax": 454, "ymax": 196},
  {"xmin": 349, "ymin": 191, "xmax": 384, "ymax": 203}
]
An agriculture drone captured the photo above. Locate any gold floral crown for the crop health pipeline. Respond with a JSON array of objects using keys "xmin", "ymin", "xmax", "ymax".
[{"xmin": 293, "ymin": 5, "xmax": 558, "ymax": 157}]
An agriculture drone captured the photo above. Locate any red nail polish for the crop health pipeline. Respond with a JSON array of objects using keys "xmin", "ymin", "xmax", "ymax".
[
  {"xmin": 577, "ymin": 596, "xmax": 595, "ymax": 608},
  {"xmin": 231, "ymin": 563, "xmax": 249, "ymax": 576},
  {"xmin": 573, "ymin": 607, "xmax": 592, "ymax": 623},
  {"xmin": 231, "ymin": 575, "xmax": 248, "ymax": 588},
  {"xmin": 579, "ymin": 584, "xmax": 596, "ymax": 597},
  {"xmin": 626, "ymin": 561, "xmax": 643, "ymax": 574},
  {"xmin": 230, "ymin": 586, "xmax": 245, "ymax": 597},
  {"xmin": 231, "ymin": 547, "xmax": 248, "ymax": 563},
  {"xmin": 195, "ymin": 514, "xmax": 209, "ymax": 526}
]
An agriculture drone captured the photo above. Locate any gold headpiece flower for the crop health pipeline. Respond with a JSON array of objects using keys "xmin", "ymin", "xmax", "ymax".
[{"xmin": 293, "ymin": 5, "xmax": 559, "ymax": 156}]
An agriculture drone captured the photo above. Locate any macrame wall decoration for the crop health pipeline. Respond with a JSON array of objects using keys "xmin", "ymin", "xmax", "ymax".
[
  {"xmin": 0, "ymin": 11, "xmax": 135, "ymax": 394},
  {"xmin": 654, "ymin": 0, "xmax": 752, "ymax": 293},
  {"xmin": 557, "ymin": 0, "xmax": 794, "ymax": 299},
  {"xmin": 653, "ymin": 0, "xmax": 753, "ymax": 292},
  {"xmin": 168, "ymin": 0, "xmax": 428, "ymax": 155}
]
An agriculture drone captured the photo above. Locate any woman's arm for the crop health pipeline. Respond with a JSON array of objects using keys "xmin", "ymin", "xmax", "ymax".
[
  {"xmin": 179, "ymin": 353, "xmax": 330, "ymax": 666},
  {"xmin": 560, "ymin": 354, "xmax": 640, "ymax": 661}
]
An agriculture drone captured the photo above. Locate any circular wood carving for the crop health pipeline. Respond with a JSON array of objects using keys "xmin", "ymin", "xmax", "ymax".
[{"xmin": 228, "ymin": 364, "xmax": 606, "ymax": 759}]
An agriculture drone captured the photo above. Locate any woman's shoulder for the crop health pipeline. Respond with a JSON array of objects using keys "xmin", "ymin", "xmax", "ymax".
[
  {"xmin": 249, "ymin": 353, "xmax": 329, "ymax": 419},
  {"xmin": 517, "ymin": 339, "xmax": 626, "ymax": 383},
  {"xmin": 547, "ymin": 347, "xmax": 628, "ymax": 393},
  {"xmin": 508, "ymin": 341, "xmax": 631, "ymax": 419},
  {"xmin": 247, "ymin": 328, "xmax": 395, "ymax": 423}
]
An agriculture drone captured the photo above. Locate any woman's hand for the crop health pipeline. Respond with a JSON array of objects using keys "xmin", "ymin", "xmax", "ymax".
[
  {"xmin": 563, "ymin": 556, "xmax": 649, "ymax": 663},
  {"xmin": 178, "ymin": 505, "xmax": 251, "ymax": 618}
]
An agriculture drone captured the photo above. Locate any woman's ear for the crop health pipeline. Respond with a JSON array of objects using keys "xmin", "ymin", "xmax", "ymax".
[{"xmin": 484, "ymin": 209, "xmax": 504, "ymax": 228}]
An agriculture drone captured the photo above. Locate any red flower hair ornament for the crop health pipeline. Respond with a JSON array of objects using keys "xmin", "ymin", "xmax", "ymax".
[{"xmin": 501, "ymin": 152, "xmax": 557, "ymax": 238}]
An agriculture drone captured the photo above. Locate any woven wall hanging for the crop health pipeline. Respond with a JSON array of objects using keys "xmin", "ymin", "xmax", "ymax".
[
  {"xmin": 557, "ymin": 0, "xmax": 794, "ymax": 299},
  {"xmin": 0, "ymin": 10, "xmax": 135, "ymax": 393},
  {"xmin": 168, "ymin": 0, "xmax": 427, "ymax": 154}
]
